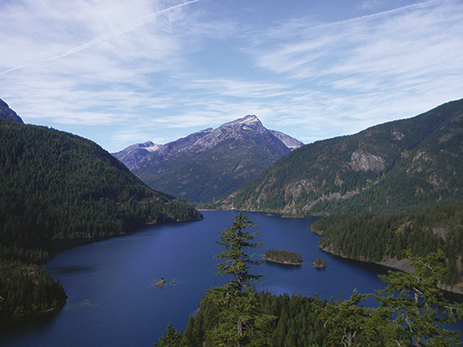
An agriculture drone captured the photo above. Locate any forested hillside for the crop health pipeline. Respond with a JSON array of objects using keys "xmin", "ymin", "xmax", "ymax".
[
  {"xmin": 0, "ymin": 244, "xmax": 67, "ymax": 321},
  {"xmin": 216, "ymin": 98, "xmax": 463, "ymax": 215},
  {"xmin": 0, "ymin": 120, "xmax": 202, "ymax": 245},
  {"xmin": 210, "ymin": 98, "xmax": 463, "ymax": 294},
  {"xmin": 0, "ymin": 118, "xmax": 202, "ymax": 321},
  {"xmin": 312, "ymin": 201, "xmax": 463, "ymax": 292}
]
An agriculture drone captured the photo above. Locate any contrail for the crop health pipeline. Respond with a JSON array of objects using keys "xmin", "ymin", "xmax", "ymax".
[{"xmin": 0, "ymin": 0, "xmax": 200, "ymax": 76}]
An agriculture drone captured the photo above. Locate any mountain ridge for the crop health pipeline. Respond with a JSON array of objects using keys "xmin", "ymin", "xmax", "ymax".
[
  {"xmin": 215, "ymin": 98, "xmax": 463, "ymax": 215},
  {"xmin": 114, "ymin": 115, "xmax": 303, "ymax": 202}
]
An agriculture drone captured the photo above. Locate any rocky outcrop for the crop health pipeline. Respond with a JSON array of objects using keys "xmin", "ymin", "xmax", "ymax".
[
  {"xmin": 216, "ymin": 98, "xmax": 463, "ymax": 215},
  {"xmin": 113, "ymin": 116, "xmax": 303, "ymax": 172},
  {"xmin": 349, "ymin": 150, "xmax": 385, "ymax": 172},
  {"xmin": 154, "ymin": 278, "xmax": 166, "ymax": 287},
  {"xmin": 269, "ymin": 129, "xmax": 304, "ymax": 150},
  {"xmin": 112, "ymin": 141, "xmax": 160, "ymax": 170}
]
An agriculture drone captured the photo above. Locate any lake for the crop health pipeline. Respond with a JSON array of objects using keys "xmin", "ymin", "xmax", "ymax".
[{"xmin": 0, "ymin": 210, "xmax": 462, "ymax": 346}]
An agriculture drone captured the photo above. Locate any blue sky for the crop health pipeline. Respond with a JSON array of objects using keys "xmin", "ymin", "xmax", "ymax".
[{"xmin": 1, "ymin": 0, "xmax": 463, "ymax": 153}]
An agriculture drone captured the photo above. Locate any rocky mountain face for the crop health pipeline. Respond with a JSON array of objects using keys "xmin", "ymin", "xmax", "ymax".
[
  {"xmin": 114, "ymin": 115, "xmax": 303, "ymax": 203},
  {"xmin": 217, "ymin": 98, "xmax": 463, "ymax": 215},
  {"xmin": 269, "ymin": 130, "xmax": 304, "ymax": 150},
  {"xmin": 113, "ymin": 141, "xmax": 161, "ymax": 170},
  {"xmin": 0, "ymin": 99, "xmax": 24, "ymax": 123}
]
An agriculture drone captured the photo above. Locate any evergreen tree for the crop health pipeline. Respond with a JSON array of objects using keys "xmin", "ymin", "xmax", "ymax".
[
  {"xmin": 206, "ymin": 212, "xmax": 273, "ymax": 347},
  {"xmin": 153, "ymin": 322, "xmax": 181, "ymax": 347},
  {"xmin": 375, "ymin": 251, "xmax": 463, "ymax": 346},
  {"xmin": 318, "ymin": 290, "xmax": 379, "ymax": 347}
]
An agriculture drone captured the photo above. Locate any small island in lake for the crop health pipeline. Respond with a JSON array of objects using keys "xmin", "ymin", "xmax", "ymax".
[
  {"xmin": 312, "ymin": 256, "xmax": 328, "ymax": 269},
  {"xmin": 263, "ymin": 249, "xmax": 303, "ymax": 265},
  {"xmin": 154, "ymin": 278, "xmax": 167, "ymax": 287}
]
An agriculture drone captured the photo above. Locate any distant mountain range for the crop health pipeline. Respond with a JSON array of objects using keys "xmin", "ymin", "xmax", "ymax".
[
  {"xmin": 216, "ymin": 98, "xmax": 463, "ymax": 215},
  {"xmin": 113, "ymin": 115, "xmax": 303, "ymax": 203}
]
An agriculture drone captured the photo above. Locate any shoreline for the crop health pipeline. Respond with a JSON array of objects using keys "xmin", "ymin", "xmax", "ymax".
[
  {"xmin": 263, "ymin": 256, "xmax": 303, "ymax": 266},
  {"xmin": 319, "ymin": 245, "xmax": 463, "ymax": 296}
]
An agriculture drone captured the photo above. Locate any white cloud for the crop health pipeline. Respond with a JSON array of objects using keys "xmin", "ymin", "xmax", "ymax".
[
  {"xmin": 1, "ymin": 0, "xmax": 463, "ymax": 152},
  {"xmin": 0, "ymin": 0, "xmax": 197, "ymax": 126},
  {"xmin": 240, "ymin": 0, "xmax": 463, "ymax": 136},
  {"xmin": 249, "ymin": 0, "xmax": 463, "ymax": 86}
]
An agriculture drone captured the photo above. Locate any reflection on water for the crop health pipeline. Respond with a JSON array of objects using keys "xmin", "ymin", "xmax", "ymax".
[{"xmin": 0, "ymin": 307, "xmax": 63, "ymax": 338}]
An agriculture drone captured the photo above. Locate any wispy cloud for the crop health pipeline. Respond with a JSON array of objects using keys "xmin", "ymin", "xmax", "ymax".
[
  {"xmin": 1, "ymin": 0, "xmax": 462, "ymax": 151},
  {"xmin": 242, "ymin": 0, "xmax": 463, "ymax": 140},
  {"xmin": 1, "ymin": 0, "xmax": 200, "ymax": 76},
  {"xmin": 0, "ymin": 1, "xmax": 198, "ymax": 128}
]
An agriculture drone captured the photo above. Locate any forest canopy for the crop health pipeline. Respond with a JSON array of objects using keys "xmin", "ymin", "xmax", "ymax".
[
  {"xmin": 0, "ymin": 119, "xmax": 202, "ymax": 246},
  {"xmin": 311, "ymin": 201, "xmax": 463, "ymax": 287}
]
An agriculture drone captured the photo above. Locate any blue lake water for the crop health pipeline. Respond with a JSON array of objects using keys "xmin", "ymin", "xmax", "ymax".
[{"xmin": 1, "ymin": 210, "xmax": 462, "ymax": 346}]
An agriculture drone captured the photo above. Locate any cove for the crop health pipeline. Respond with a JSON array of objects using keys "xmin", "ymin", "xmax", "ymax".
[{"xmin": 0, "ymin": 210, "xmax": 462, "ymax": 346}]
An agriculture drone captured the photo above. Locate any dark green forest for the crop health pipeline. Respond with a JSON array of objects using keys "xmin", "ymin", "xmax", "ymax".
[
  {"xmin": 0, "ymin": 243, "xmax": 67, "ymax": 321},
  {"xmin": 312, "ymin": 256, "xmax": 327, "ymax": 268},
  {"xmin": 312, "ymin": 201, "xmax": 463, "ymax": 288},
  {"xmin": 0, "ymin": 119, "xmax": 202, "ymax": 321},
  {"xmin": 0, "ymin": 121, "xmax": 201, "ymax": 245},
  {"xmin": 0, "ymin": 120, "xmax": 202, "ymax": 245}
]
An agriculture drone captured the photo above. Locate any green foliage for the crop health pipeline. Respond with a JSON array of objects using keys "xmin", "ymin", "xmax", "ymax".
[
  {"xmin": 312, "ymin": 256, "xmax": 327, "ymax": 268},
  {"xmin": 317, "ymin": 252, "xmax": 463, "ymax": 346},
  {"xmin": 0, "ymin": 120, "xmax": 202, "ymax": 322},
  {"xmin": 206, "ymin": 212, "xmax": 271, "ymax": 346},
  {"xmin": 318, "ymin": 290, "xmax": 378, "ymax": 347},
  {"xmin": 312, "ymin": 201, "xmax": 463, "ymax": 286},
  {"xmin": 0, "ymin": 243, "xmax": 66, "ymax": 322},
  {"xmin": 375, "ymin": 251, "xmax": 463, "ymax": 346},
  {"xmin": 0, "ymin": 243, "xmax": 50, "ymax": 264},
  {"xmin": 156, "ymin": 292, "xmax": 330, "ymax": 347},
  {"xmin": 212, "ymin": 212, "xmax": 263, "ymax": 289},
  {"xmin": 263, "ymin": 249, "xmax": 302, "ymax": 264},
  {"xmin": 153, "ymin": 323, "xmax": 182, "ymax": 347},
  {"xmin": 153, "ymin": 237, "xmax": 463, "ymax": 347},
  {"xmin": 0, "ymin": 258, "xmax": 67, "ymax": 321},
  {"xmin": 0, "ymin": 120, "xmax": 202, "ymax": 246}
]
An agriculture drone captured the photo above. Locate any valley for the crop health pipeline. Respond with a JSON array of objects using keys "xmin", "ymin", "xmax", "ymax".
[{"xmin": 1, "ymin": 97, "xmax": 463, "ymax": 345}]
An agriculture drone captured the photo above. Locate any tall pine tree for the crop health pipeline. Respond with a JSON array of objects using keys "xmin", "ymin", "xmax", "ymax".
[{"xmin": 206, "ymin": 212, "xmax": 273, "ymax": 347}]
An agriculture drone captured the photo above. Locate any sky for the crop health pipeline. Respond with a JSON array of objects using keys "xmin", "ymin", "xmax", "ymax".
[{"xmin": 1, "ymin": 0, "xmax": 463, "ymax": 153}]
